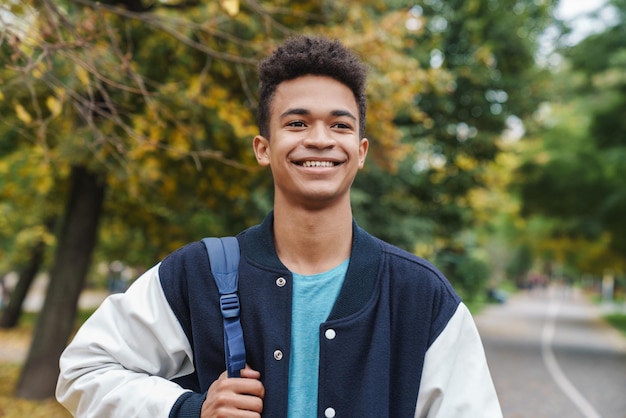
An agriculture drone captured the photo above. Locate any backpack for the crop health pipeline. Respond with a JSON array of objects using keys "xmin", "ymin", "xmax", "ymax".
[{"xmin": 202, "ymin": 237, "xmax": 246, "ymax": 378}]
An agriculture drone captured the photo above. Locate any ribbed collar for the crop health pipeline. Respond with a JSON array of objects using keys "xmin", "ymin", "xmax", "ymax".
[{"xmin": 239, "ymin": 211, "xmax": 382, "ymax": 321}]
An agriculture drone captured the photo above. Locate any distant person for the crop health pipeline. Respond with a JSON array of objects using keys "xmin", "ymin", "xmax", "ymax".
[
  {"xmin": 106, "ymin": 260, "xmax": 127, "ymax": 294},
  {"xmin": 57, "ymin": 35, "xmax": 502, "ymax": 417}
]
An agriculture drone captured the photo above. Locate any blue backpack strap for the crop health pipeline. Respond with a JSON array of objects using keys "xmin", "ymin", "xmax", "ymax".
[{"xmin": 202, "ymin": 237, "xmax": 246, "ymax": 378}]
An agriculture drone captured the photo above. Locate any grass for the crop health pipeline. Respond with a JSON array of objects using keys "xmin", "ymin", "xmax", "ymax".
[
  {"xmin": 591, "ymin": 292, "xmax": 626, "ymax": 338},
  {"xmin": 0, "ymin": 310, "xmax": 96, "ymax": 418},
  {"xmin": 0, "ymin": 363, "xmax": 71, "ymax": 418},
  {"xmin": 604, "ymin": 312, "xmax": 626, "ymax": 338}
]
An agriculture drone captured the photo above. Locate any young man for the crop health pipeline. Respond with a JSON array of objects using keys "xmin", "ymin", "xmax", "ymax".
[{"xmin": 57, "ymin": 36, "xmax": 502, "ymax": 417}]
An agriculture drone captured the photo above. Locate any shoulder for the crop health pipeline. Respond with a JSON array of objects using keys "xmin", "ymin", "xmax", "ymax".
[
  {"xmin": 379, "ymin": 239, "xmax": 457, "ymax": 293},
  {"xmin": 159, "ymin": 241, "xmax": 209, "ymax": 280},
  {"xmin": 375, "ymin": 238, "xmax": 462, "ymax": 340},
  {"xmin": 157, "ymin": 241, "xmax": 214, "ymax": 311},
  {"xmin": 379, "ymin": 239, "xmax": 438, "ymax": 271},
  {"xmin": 161, "ymin": 240, "xmax": 208, "ymax": 264}
]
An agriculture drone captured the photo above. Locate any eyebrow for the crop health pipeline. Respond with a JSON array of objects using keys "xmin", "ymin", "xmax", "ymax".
[{"xmin": 279, "ymin": 108, "xmax": 357, "ymax": 121}]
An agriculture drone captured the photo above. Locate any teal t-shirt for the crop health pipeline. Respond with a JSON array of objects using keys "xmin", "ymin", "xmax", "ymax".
[{"xmin": 287, "ymin": 258, "xmax": 349, "ymax": 418}]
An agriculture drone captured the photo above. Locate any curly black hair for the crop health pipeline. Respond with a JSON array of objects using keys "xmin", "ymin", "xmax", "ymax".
[{"xmin": 257, "ymin": 36, "xmax": 368, "ymax": 139}]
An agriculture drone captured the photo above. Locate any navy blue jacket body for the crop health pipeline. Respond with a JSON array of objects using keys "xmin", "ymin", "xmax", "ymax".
[{"xmin": 159, "ymin": 213, "xmax": 461, "ymax": 418}]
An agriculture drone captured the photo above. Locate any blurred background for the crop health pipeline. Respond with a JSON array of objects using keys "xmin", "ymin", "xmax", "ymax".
[{"xmin": 1, "ymin": 0, "xmax": 625, "ymax": 416}]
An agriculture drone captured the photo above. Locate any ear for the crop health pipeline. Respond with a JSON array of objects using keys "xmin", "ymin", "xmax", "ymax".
[
  {"xmin": 253, "ymin": 135, "xmax": 271, "ymax": 166},
  {"xmin": 358, "ymin": 138, "xmax": 369, "ymax": 169}
]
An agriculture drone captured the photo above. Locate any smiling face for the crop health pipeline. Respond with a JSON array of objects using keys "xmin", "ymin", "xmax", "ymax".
[{"xmin": 253, "ymin": 75, "xmax": 369, "ymax": 210}]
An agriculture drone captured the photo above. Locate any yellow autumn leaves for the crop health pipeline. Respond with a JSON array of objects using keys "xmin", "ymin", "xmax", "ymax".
[
  {"xmin": 11, "ymin": 95, "xmax": 63, "ymax": 125},
  {"xmin": 220, "ymin": 0, "xmax": 239, "ymax": 17},
  {"xmin": 14, "ymin": 104, "xmax": 32, "ymax": 124}
]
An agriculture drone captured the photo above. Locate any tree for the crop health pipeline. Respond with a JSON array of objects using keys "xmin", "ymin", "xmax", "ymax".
[
  {"xmin": 17, "ymin": 166, "xmax": 106, "ymax": 398},
  {"xmin": 0, "ymin": 223, "xmax": 50, "ymax": 329},
  {"xmin": 2, "ymin": 0, "xmax": 267, "ymax": 399},
  {"xmin": 514, "ymin": 0, "xmax": 626, "ymax": 277},
  {"xmin": 0, "ymin": 129, "xmax": 58, "ymax": 329},
  {"xmin": 353, "ymin": 0, "xmax": 557, "ymax": 298},
  {"xmin": 1, "ymin": 0, "xmax": 431, "ymax": 399}
]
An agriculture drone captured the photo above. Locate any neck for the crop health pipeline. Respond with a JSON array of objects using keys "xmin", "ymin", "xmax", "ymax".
[{"xmin": 273, "ymin": 201, "xmax": 353, "ymax": 275}]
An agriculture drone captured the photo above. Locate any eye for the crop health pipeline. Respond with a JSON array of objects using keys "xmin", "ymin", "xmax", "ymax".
[
  {"xmin": 332, "ymin": 122, "xmax": 352, "ymax": 130},
  {"xmin": 287, "ymin": 120, "xmax": 306, "ymax": 128}
]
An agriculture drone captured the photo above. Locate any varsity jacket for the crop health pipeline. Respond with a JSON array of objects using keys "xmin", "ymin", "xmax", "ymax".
[{"xmin": 56, "ymin": 213, "xmax": 502, "ymax": 418}]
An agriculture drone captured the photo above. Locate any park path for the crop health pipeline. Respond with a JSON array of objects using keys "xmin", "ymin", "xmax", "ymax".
[
  {"xmin": 475, "ymin": 286, "xmax": 626, "ymax": 418},
  {"xmin": 0, "ymin": 276, "xmax": 108, "ymax": 363}
]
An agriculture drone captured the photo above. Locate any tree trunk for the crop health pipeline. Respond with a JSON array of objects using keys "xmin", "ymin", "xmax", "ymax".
[
  {"xmin": 0, "ymin": 218, "xmax": 55, "ymax": 329},
  {"xmin": 16, "ymin": 165, "xmax": 106, "ymax": 400},
  {"xmin": 0, "ymin": 240, "xmax": 45, "ymax": 329}
]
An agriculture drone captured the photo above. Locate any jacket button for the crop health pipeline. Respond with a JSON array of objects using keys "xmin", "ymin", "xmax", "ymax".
[
  {"xmin": 273, "ymin": 350, "xmax": 283, "ymax": 361},
  {"xmin": 325, "ymin": 329, "xmax": 336, "ymax": 340},
  {"xmin": 276, "ymin": 277, "xmax": 286, "ymax": 287},
  {"xmin": 325, "ymin": 407, "xmax": 336, "ymax": 417}
]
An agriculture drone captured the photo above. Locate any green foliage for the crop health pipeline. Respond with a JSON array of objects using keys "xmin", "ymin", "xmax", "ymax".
[
  {"xmin": 1, "ymin": 0, "xmax": 439, "ymax": 270},
  {"xmin": 352, "ymin": 160, "xmax": 438, "ymax": 251},
  {"xmin": 0, "ymin": 0, "xmax": 568, "ymax": 400},
  {"xmin": 1, "ymin": 0, "xmax": 556, "ymax": 283},
  {"xmin": 354, "ymin": 0, "xmax": 556, "ymax": 266},
  {"xmin": 506, "ymin": 245, "xmax": 533, "ymax": 284},
  {"xmin": 434, "ymin": 245, "xmax": 491, "ymax": 302},
  {"xmin": 514, "ymin": 3, "xmax": 626, "ymax": 274}
]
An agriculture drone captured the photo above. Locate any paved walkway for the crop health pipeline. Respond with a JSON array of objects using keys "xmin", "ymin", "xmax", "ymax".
[
  {"xmin": 475, "ymin": 287, "xmax": 626, "ymax": 418},
  {"xmin": 18, "ymin": 276, "xmax": 109, "ymax": 313},
  {"xmin": 0, "ymin": 282, "xmax": 109, "ymax": 364}
]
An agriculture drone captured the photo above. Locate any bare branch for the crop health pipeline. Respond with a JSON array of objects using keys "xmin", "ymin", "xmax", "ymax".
[{"xmin": 68, "ymin": 0, "xmax": 259, "ymax": 65}]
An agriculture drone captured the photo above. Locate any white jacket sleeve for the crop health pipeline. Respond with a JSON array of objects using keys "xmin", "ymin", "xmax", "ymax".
[
  {"xmin": 56, "ymin": 264, "xmax": 196, "ymax": 418},
  {"xmin": 414, "ymin": 302, "xmax": 502, "ymax": 418}
]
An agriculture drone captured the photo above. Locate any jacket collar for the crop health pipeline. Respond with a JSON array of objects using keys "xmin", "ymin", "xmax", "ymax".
[{"xmin": 239, "ymin": 211, "xmax": 382, "ymax": 320}]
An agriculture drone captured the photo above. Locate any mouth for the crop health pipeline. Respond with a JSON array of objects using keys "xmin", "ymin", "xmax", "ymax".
[{"xmin": 294, "ymin": 160, "xmax": 341, "ymax": 167}]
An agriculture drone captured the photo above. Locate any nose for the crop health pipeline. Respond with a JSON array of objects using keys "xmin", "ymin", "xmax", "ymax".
[{"xmin": 303, "ymin": 123, "xmax": 335, "ymax": 149}]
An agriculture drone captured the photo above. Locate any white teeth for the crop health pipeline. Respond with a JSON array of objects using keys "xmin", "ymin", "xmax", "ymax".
[{"xmin": 301, "ymin": 161, "xmax": 335, "ymax": 167}]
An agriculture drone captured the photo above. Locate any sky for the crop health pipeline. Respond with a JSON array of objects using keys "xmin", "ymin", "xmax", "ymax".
[
  {"xmin": 556, "ymin": 0, "xmax": 617, "ymax": 44},
  {"xmin": 556, "ymin": 0, "xmax": 606, "ymax": 19}
]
